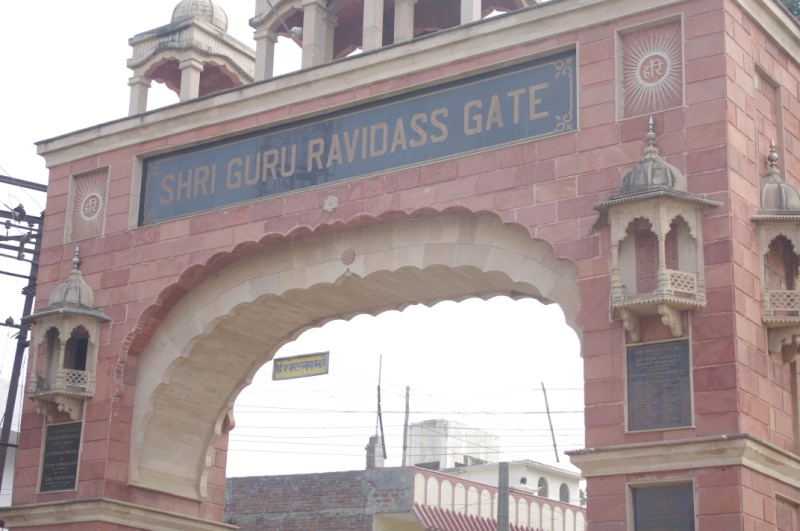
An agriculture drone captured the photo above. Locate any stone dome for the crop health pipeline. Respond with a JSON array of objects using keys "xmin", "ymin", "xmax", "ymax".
[
  {"xmin": 620, "ymin": 119, "xmax": 687, "ymax": 195},
  {"xmin": 760, "ymin": 142, "xmax": 800, "ymax": 212},
  {"xmin": 172, "ymin": 0, "xmax": 228, "ymax": 31},
  {"xmin": 47, "ymin": 249, "xmax": 94, "ymax": 308}
]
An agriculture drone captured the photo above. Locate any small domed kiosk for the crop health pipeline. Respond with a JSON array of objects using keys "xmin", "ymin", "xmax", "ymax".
[
  {"xmin": 753, "ymin": 142, "xmax": 800, "ymax": 363},
  {"xmin": 127, "ymin": 0, "xmax": 255, "ymax": 115},
  {"xmin": 595, "ymin": 118, "xmax": 722, "ymax": 342},
  {"xmin": 25, "ymin": 249, "xmax": 111, "ymax": 421}
]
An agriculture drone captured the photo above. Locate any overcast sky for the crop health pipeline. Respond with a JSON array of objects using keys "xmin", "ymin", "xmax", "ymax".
[{"xmin": 0, "ymin": 1, "xmax": 584, "ymax": 478}]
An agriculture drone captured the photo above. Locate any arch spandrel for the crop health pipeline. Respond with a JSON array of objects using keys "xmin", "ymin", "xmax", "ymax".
[{"xmin": 129, "ymin": 213, "xmax": 578, "ymax": 499}]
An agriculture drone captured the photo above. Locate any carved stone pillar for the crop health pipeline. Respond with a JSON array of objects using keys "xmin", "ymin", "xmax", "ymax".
[
  {"xmin": 461, "ymin": 0, "xmax": 481, "ymax": 24},
  {"xmin": 394, "ymin": 0, "xmax": 417, "ymax": 43},
  {"xmin": 254, "ymin": 28, "xmax": 278, "ymax": 81},
  {"xmin": 302, "ymin": 0, "xmax": 328, "ymax": 67},
  {"xmin": 325, "ymin": 13, "xmax": 338, "ymax": 62},
  {"xmin": 128, "ymin": 75, "xmax": 151, "ymax": 116},
  {"xmin": 179, "ymin": 58, "xmax": 204, "ymax": 101},
  {"xmin": 363, "ymin": 0, "xmax": 384, "ymax": 52}
]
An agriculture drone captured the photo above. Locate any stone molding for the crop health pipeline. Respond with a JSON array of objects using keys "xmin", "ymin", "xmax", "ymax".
[
  {"xmin": 0, "ymin": 497, "xmax": 236, "ymax": 531},
  {"xmin": 36, "ymin": 0, "xmax": 687, "ymax": 168},
  {"xmin": 734, "ymin": 0, "xmax": 800, "ymax": 60},
  {"xmin": 568, "ymin": 433, "xmax": 800, "ymax": 490}
]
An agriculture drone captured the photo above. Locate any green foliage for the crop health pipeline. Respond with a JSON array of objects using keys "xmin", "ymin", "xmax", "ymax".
[{"xmin": 782, "ymin": 0, "xmax": 800, "ymax": 17}]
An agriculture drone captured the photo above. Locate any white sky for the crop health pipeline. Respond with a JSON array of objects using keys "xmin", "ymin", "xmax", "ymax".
[{"xmin": 0, "ymin": 1, "xmax": 584, "ymax": 479}]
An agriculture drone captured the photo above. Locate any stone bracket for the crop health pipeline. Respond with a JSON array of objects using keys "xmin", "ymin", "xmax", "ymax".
[
  {"xmin": 620, "ymin": 308, "xmax": 640, "ymax": 343},
  {"xmin": 658, "ymin": 303, "xmax": 682, "ymax": 337},
  {"xmin": 767, "ymin": 326, "xmax": 800, "ymax": 364},
  {"xmin": 33, "ymin": 396, "xmax": 84, "ymax": 422}
]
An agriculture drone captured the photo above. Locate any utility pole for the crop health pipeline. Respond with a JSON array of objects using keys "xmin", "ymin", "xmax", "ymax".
[
  {"xmin": 497, "ymin": 461, "xmax": 510, "ymax": 531},
  {"xmin": 542, "ymin": 382, "xmax": 559, "ymax": 462},
  {"xmin": 401, "ymin": 386, "xmax": 410, "ymax": 466},
  {"xmin": 0, "ymin": 175, "xmax": 46, "ymax": 492}
]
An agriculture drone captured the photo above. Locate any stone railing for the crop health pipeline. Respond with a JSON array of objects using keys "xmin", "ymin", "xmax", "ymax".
[
  {"xmin": 666, "ymin": 269, "xmax": 697, "ymax": 295},
  {"xmin": 412, "ymin": 468, "xmax": 586, "ymax": 531},
  {"xmin": 764, "ymin": 290, "xmax": 800, "ymax": 320},
  {"xmin": 28, "ymin": 369, "xmax": 94, "ymax": 397}
]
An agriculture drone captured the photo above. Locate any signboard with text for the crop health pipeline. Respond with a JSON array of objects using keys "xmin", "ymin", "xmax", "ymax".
[
  {"xmin": 140, "ymin": 50, "xmax": 576, "ymax": 225},
  {"xmin": 272, "ymin": 351, "xmax": 330, "ymax": 381}
]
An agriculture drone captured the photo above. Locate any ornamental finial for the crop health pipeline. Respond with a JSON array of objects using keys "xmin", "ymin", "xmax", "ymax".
[
  {"xmin": 768, "ymin": 139, "xmax": 779, "ymax": 169},
  {"xmin": 72, "ymin": 247, "xmax": 81, "ymax": 271},
  {"xmin": 646, "ymin": 116, "xmax": 656, "ymax": 147},
  {"xmin": 765, "ymin": 140, "xmax": 781, "ymax": 182}
]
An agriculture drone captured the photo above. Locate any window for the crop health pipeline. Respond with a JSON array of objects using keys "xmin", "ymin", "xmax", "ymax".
[
  {"xmin": 64, "ymin": 326, "xmax": 89, "ymax": 371},
  {"xmin": 559, "ymin": 483, "xmax": 570, "ymax": 503},
  {"xmin": 537, "ymin": 477, "xmax": 548, "ymax": 497}
]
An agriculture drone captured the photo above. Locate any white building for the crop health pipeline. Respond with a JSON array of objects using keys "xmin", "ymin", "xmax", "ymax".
[
  {"xmin": 405, "ymin": 419, "xmax": 499, "ymax": 470},
  {"xmin": 404, "ymin": 419, "xmax": 583, "ymax": 506},
  {"xmin": 443, "ymin": 459, "xmax": 584, "ymax": 506}
]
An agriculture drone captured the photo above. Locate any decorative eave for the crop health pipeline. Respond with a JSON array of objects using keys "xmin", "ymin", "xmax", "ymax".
[
  {"xmin": 127, "ymin": 18, "xmax": 256, "ymax": 81},
  {"xmin": 128, "ymin": 18, "xmax": 255, "ymax": 63},
  {"xmin": 751, "ymin": 211, "xmax": 800, "ymax": 223},
  {"xmin": 23, "ymin": 303, "xmax": 112, "ymax": 325},
  {"xmin": 593, "ymin": 188, "xmax": 723, "ymax": 229},
  {"xmin": 612, "ymin": 293, "xmax": 705, "ymax": 314},
  {"xmin": 567, "ymin": 433, "xmax": 800, "ymax": 489}
]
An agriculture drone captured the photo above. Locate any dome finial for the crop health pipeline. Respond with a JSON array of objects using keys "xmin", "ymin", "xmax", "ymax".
[
  {"xmin": 619, "ymin": 117, "xmax": 686, "ymax": 194},
  {"xmin": 766, "ymin": 140, "xmax": 781, "ymax": 182},
  {"xmin": 72, "ymin": 246, "xmax": 81, "ymax": 271},
  {"xmin": 646, "ymin": 116, "xmax": 656, "ymax": 148}
]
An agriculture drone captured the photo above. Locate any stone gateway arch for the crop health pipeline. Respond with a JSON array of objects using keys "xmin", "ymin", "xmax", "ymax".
[{"xmin": 2, "ymin": 0, "xmax": 800, "ymax": 529}]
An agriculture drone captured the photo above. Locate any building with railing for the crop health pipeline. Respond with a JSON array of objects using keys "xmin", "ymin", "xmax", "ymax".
[{"xmin": 225, "ymin": 465, "xmax": 586, "ymax": 531}]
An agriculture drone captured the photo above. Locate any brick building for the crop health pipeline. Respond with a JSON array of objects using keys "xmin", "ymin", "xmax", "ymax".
[
  {"xmin": 0, "ymin": 0, "xmax": 798, "ymax": 529},
  {"xmin": 224, "ymin": 466, "xmax": 585, "ymax": 530}
]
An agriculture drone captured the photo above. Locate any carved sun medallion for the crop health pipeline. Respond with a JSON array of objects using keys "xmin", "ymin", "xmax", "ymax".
[
  {"xmin": 621, "ymin": 21, "xmax": 683, "ymax": 118},
  {"xmin": 71, "ymin": 169, "xmax": 108, "ymax": 241}
]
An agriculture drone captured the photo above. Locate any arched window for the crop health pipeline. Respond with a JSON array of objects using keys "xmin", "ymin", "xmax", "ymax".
[
  {"xmin": 64, "ymin": 326, "xmax": 90, "ymax": 372},
  {"xmin": 559, "ymin": 483, "xmax": 570, "ymax": 503},
  {"xmin": 537, "ymin": 477, "xmax": 548, "ymax": 497},
  {"xmin": 765, "ymin": 235, "xmax": 798, "ymax": 291}
]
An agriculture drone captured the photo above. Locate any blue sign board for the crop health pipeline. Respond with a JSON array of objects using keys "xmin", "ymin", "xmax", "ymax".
[{"xmin": 140, "ymin": 50, "xmax": 576, "ymax": 225}]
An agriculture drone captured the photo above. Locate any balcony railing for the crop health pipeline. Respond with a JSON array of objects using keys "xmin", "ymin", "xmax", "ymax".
[
  {"xmin": 412, "ymin": 468, "xmax": 585, "ymax": 531},
  {"xmin": 666, "ymin": 269, "xmax": 697, "ymax": 296},
  {"xmin": 764, "ymin": 290, "xmax": 800, "ymax": 321},
  {"xmin": 28, "ymin": 369, "xmax": 94, "ymax": 398}
]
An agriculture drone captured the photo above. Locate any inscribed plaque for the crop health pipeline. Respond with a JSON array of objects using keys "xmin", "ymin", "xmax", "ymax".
[
  {"xmin": 40, "ymin": 422, "xmax": 82, "ymax": 492},
  {"xmin": 633, "ymin": 484, "xmax": 695, "ymax": 530},
  {"xmin": 627, "ymin": 340, "xmax": 691, "ymax": 431}
]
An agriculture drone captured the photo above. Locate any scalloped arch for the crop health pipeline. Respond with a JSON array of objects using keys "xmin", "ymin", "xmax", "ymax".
[{"xmin": 127, "ymin": 213, "xmax": 578, "ymax": 499}]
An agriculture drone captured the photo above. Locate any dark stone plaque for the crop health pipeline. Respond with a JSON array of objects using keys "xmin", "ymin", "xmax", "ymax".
[
  {"xmin": 40, "ymin": 422, "xmax": 81, "ymax": 492},
  {"xmin": 627, "ymin": 340, "xmax": 691, "ymax": 431},
  {"xmin": 633, "ymin": 484, "xmax": 695, "ymax": 530}
]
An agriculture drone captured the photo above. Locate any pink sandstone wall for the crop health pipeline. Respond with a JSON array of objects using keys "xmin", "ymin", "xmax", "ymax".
[{"xmin": 11, "ymin": 0, "xmax": 800, "ymax": 528}]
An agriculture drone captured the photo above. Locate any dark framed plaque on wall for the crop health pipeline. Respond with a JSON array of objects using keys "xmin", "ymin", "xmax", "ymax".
[
  {"xmin": 627, "ymin": 339, "xmax": 692, "ymax": 431},
  {"xmin": 633, "ymin": 483, "xmax": 695, "ymax": 530},
  {"xmin": 39, "ymin": 422, "xmax": 82, "ymax": 492}
]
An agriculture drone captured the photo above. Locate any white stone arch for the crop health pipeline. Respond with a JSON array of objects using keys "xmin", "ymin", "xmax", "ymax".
[{"xmin": 129, "ymin": 213, "xmax": 578, "ymax": 498}]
